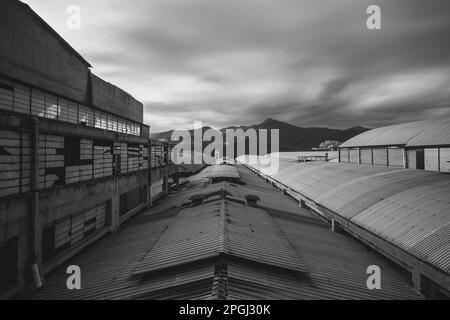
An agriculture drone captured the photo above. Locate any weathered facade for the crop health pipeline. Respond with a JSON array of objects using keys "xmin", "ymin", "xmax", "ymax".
[{"xmin": 0, "ymin": 0, "xmax": 168, "ymax": 299}]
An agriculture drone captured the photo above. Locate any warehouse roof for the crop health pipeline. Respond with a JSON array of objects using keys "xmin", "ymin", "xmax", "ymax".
[
  {"xmin": 26, "ymin": 164, "xmax": 423, "ymax": 299},
  {"xmin": 340, "ymin": 118, "xmax": 450, "ymax": 148},
  {"xmin": 237, "ymin": 156, "xmax": 450, "ymax": 277},
  {"xmin": 206, "ymin": 164, "xmax": 240, "ymax": 179}
]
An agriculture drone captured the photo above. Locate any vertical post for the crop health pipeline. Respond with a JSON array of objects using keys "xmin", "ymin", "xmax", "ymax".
[
  {"xmin": 386, "ymin": 148, "xmax": 389, "ymax": 167},
  {"xmin": 148, "ymin": 138, "xmax": 153, "ymax": 206},
  {"xmin": 331, "ymin": 219, "xmax": 335, "ymax": 232},
  {"xmin": 403, "ymin": 148, "xmax": 408, "ymax": 169},
  {"xmin": 438, "ymin": 148, "xmax": 441, "ymax": 172},
  {"xmin": 30, "ymin": 117, "xmax": 42, "ymax": 287}
]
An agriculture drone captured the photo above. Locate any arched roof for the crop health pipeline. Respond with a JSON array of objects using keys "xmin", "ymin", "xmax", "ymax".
[
  {"xmin": 340, "ymin": 118, "xmax": 450, "ymax": 148},
  {"xmin": 237, "ymin": 156, "xmax": 450, "ymax": 274}
]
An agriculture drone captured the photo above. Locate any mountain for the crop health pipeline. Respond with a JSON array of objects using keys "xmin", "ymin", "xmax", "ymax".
[{"xmin": 151, "ymin": 118, "xmax": 370, "ymax": 152}]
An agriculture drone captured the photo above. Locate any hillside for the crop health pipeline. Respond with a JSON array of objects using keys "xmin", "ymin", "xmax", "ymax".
[{"xmin": 152, "ymin": 118, "xmax": 369, "ymax": 152}]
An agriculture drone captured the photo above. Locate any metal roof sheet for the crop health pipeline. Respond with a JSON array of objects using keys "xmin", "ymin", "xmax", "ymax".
[
  {"xmin": 131, "ymin": 197, "xmax": 307, "ymax": 276},
  {"xmin": 407, "ymin": 118, "xmax": 450, "ymax": 147},
  {"xmin": 238, "ymin": 156, "xmax": 450, "ymax": 275},
  {"xmin": 340, "ymin": 119, "xmax": 444, "ymax": 148},
  {"xmin": 207, "ymin": 165, "xmax": 241, "ymax": 179},
  {"xmin": 25, "ymin": 163, "xmax": 425, "ymax": 300}
]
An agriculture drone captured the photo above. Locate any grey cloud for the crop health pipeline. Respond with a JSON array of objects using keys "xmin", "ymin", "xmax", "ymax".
[{"xmin": 25, "ymin": 0, "xmax": 450, "ymax": 132}]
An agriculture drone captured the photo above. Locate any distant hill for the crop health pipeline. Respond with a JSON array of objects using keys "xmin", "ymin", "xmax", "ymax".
[{"xmin": 152, "ymin": 118, "xmax": 370, "ymax": 152}]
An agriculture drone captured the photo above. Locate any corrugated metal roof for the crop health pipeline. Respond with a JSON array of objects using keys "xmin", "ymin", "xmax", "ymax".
[
  {"xmin": 131, "ymin": 197, "xmax": 307, "ymax": 276},
  {"xmin": 207, "ymin": 165, "xmax": 241, "ymax": 179},
  {"xmin": 238, "ymin": 156, "xmax": 450, "ymax": 275},
  {"xmin": 25, "ymin": 163, "xmax": 425, "ymax": 300},
  {"xmin": 340, "ymin": 118, "xmax": 449, "ymax": 148},
  {"xmin": 407, "ymin": 118, "xmax": 450, "ymax": 147}
]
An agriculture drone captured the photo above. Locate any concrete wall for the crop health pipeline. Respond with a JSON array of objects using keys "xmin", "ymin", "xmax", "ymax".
[
  {"xmin": 0, "ymin": 0, "xmax": 90, "ymax": 104},
  {"xmin": 0, "ymin": 1, "xmax": 143, "ymax": 124},
  {"xmin": 39, "ymin": 170, "xmax": 149, "ymax": 272},
  {"xmin": 150, "ymin": 167, "xmax": 166, "ymax": 203},
  {"xmin": 0, "ymin": 0, "xmax": 150, "ymax": 298},
  {"xmin": 91, "ymin": 74, "xmax": 143, "ymax": 123},
  {"xmin": 341, "ymin": 145, "xmax": 450, "ymax": 173},
  {"xmin": 0, "ymin": 110, "xmax": 150, "ymax": 298},
  {"xmin": 0, "ymin": 194, "xmax": 30, "ymax": 298}
]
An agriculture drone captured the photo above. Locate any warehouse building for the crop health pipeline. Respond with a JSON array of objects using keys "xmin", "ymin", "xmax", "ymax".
[
  {"xmin": 0, "ymin": 0, "xmax": 170, "ymax": 299},
  {"xmin": 338, "ymin": 118, "xmax": 450, "ymax": 172},
  {"xmin": 25, "ymin": 163, "xmax": 424, "ymax": 300},
  {"xmin": 238, "ymin": 154, "xmax": 450, "ymax": 299}
]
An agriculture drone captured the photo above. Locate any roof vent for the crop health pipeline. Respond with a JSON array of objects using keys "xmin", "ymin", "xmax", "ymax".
[
  {"xmin": 189, "ymin": 194, "xmax": 206, "ymax": 206},
  {"xmin": 245, "ymin": 194, "xmax": 260, "ymax": 207}
]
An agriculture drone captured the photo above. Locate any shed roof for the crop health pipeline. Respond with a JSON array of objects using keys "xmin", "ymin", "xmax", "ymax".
[
  {"xmin": 207, "ymin": 164, "xmax": 240, "ymax": 179},
  {"xmin": 340, "ymin": 118, "xmax": 450, "ymax": 148},
  {"xmin": 238, "ymin": 156, "xmax": 450, "ymax": 275},
  {"xmin": 26, "ymin": 164, "xmax": 424, "ymax": 300}
]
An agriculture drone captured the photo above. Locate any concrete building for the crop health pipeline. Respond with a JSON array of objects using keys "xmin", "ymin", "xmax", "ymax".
[
  {"xmin": 338, "ymin": 118, "xmax": 450, "ymax": 172},
  {"xmin": 0, "ymin": 0, "xmax": 177, "ymax": 299}
]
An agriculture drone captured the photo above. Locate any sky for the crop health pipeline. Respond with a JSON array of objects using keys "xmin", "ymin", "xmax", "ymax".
[{"xmin": 23, "ymin": 0, "xmax": 450, "ymax": 132}]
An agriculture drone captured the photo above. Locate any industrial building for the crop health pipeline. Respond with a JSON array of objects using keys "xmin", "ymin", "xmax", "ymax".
[
  {"xmin": 2, "ymin": 0, "xmax": 448, "ymax": 301},
  {"xmin": 25, "ymin": 163, "xmax": 424, "ymax": 299},
  {"xmin": 339, "ymin": 118, "xmax": 450, "ymax": 172},
  {"xmin": 0, "ymin": 0, "xmax": 177, "ymax": 299},
  {"xmin": 238, "ymin": 152, "xmax": 450, "ymax": 299}
]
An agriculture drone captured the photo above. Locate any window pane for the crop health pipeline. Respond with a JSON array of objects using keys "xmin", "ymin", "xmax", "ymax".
[
  {"xmin": 13, "ymin": 84, "xmax": 30, "ymax": 115},
  {"xmin": 31, "ymin": 89, "xmax": 45, "ymax": 117},
  {"xmin": 126, "ymin": 121, "xmax": 131, "ymax": 134},
  {"xmin": 68, "ymin": 101, "xmax": 78, "ymax": 124},
  {"xmin": 107, "ymin": 114, "xmax": 116, "ymax": 131},
  {"xmin": 58, "ymin": 98, "xmax": 69, "ymax": 122},
  {"xmin": 45, "ymin": 94, "xmax": 58, "ymax": 119},
  {"xmin": 94, "ymin": 110, "xmax": 102, "ymax": 129},
  {"xmin": 118, "ymin": 118, "xmax": 126, "ymax": 133},
  {"xmin": 0, "ymin": 81, "xmax": 14, "ymax": 112}
]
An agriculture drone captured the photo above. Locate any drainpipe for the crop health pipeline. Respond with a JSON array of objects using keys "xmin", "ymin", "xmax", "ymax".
[{"xmin": 30, "ymin": 117, "xmax": 43, "ymax": 288}]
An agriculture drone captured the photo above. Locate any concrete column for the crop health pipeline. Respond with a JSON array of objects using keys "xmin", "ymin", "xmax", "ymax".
[
  {"xmin": 110, "ymin": 176, "xmax": 120, "ymax": 231},
  {"xmin": 30, "ymin": 117, "xmax": 42, "ymax": 286},
  {"xmin": 403, "ymin": 148, "xmax": 408, "ymax": 168},
  {"xmin": 147, "ymin": 139, "xmax": 153, "ymax": 207}
]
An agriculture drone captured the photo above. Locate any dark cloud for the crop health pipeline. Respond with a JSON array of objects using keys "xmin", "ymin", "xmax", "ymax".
[{"xmin": 24, "ymin": 0, "xmax": 450, "ymax": 132}]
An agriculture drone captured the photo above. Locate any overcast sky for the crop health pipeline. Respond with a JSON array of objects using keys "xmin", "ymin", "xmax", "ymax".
[{"xmin": 24, "ymin": 0, "xmax": 450, "ymax": 132}]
